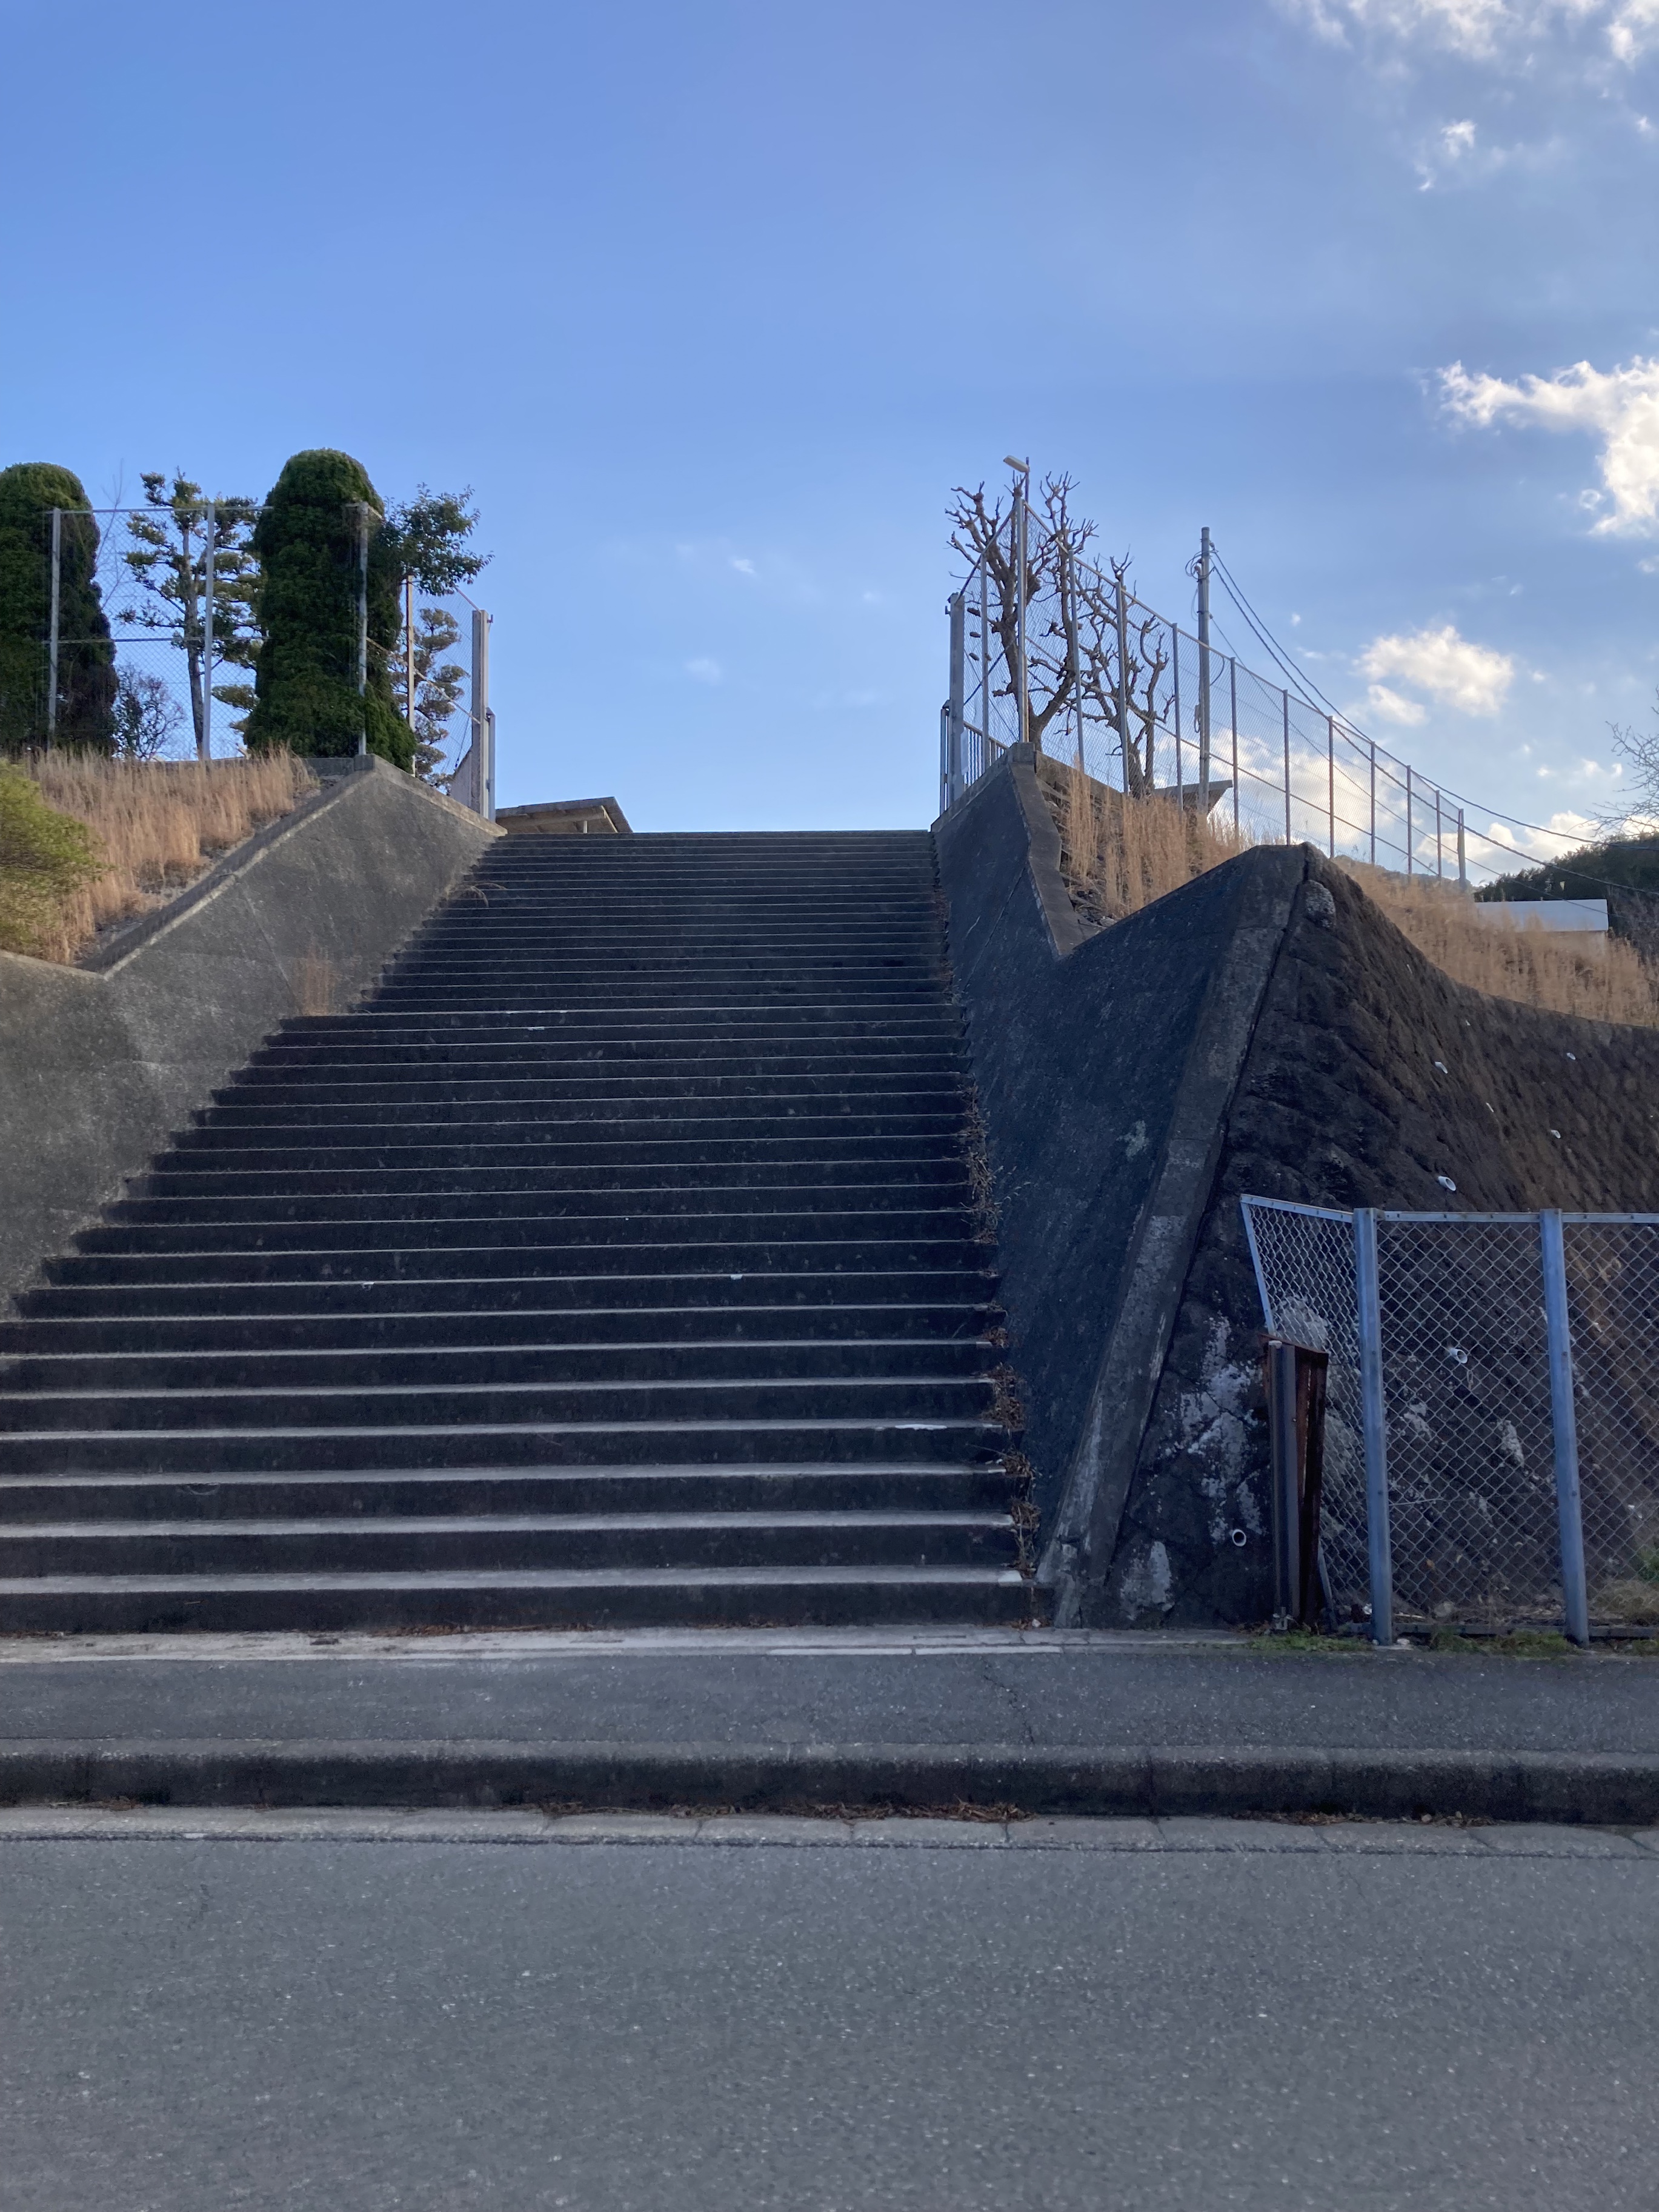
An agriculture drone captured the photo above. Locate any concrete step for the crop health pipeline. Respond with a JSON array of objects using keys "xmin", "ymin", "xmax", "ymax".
[
  {"xmin": 0, "ymin": 1413, "xmax": 1006, "ymax": 1475},
  {"xmin": 0, "ymin": 1509, "xmax": 1018, "ymax": 1576},
  {"xmin": 17, "ymin": 1266, "xmax": 997, "ymax": 1322},
  {"xmin": 0, "ymin": 1299, "xmax": 995, "ymax": 1357},
  {"xmin": 0, "ymin": 1336, "xmax": 993, "ymax": 1393},
  {"xmin": 0, "ymin": 1564, "xmax": 1031, "ymax": 1633},
  {"xmin": 0, "ymin": 1460, "xmax": 1015, "ymax": 1521}
]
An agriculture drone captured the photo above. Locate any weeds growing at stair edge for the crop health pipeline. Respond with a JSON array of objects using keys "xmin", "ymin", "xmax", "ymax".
[{"xmin": 9, "ymin": 751, "xmax": 313, "ymax": 963}]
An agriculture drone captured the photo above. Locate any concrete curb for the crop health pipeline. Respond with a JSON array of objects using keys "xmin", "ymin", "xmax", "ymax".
[{"xmin": 4, "ymin": 1739, "xmax": 1658, "ymax": 1825}]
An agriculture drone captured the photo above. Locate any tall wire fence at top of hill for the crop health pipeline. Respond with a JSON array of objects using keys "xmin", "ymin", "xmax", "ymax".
[
  {"xmin": 940, "ymin": 493, "xmax": 1574, "ymax": 893},
  {"xmin": 25, "ymin": 502, "xmax": 489, "ymax": 800}
]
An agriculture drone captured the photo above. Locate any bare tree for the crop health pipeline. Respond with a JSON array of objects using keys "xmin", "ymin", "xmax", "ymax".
[
  {"xmin": 1607, "ymin": 689, "xmax": 1659, "ymax": 831},
  {"xmin": 948, "ymin": 477, "xmax": 1172, "ymax": 791}
]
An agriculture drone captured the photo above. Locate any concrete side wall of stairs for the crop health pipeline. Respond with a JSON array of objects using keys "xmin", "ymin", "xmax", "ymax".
[
  {"xmin": 934, "ymin": 748, "xmax": 1304, "ymax": 1628},
  {"xmin": 0, "ymin": 759, "xmax": 497, "ymax": 1310}
]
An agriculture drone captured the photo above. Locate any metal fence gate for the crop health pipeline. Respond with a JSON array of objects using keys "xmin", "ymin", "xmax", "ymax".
[{"xmin": 1241, "ymin": 1197, "xmax": 1659, "ymax": 1642}]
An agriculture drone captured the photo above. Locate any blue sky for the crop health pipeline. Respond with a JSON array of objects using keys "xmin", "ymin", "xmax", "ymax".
[{"xmin": 5, "ymin": 0, "xmax": 1658, "ymax": 852}]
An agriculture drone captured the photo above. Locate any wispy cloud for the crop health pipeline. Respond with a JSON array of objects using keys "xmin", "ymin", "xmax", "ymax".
[
  {"xmin": 1281, "ymin": 0, "xmax": 1659, "ymax": 64},
  {"xmin": 1359, "ymin": 622, "xmax": 1516, "ymax": 712},
  {"xmin": 1439, "ymin": 356, "xmax": 1659, "ymax": 533},
  {"xmin": 683, "ymin": 656, "xmax": 723, "ymax": 684}
]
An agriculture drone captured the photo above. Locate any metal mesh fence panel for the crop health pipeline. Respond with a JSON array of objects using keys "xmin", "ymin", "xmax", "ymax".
[
  {"xmin": 1374, "ymin": 1215, "xmax": 1563, "ymax": 1626},
  {"xmin": 945, "ymin": 503, "xmax": 1541, "ymax": 893},
  {"xmin": 1564, "ymin": 1218, "xmax": 1659, "ymax": 1625},
  {"xmin": 1240, "ymin": 1198, "xmax": 1369, "ymax": 1619}
]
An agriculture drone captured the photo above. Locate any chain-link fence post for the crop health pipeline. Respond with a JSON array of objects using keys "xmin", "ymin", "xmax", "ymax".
[
  {"xmin": 1540, "ymin": 1209, "xmax": 1591, "ymax": 1646},
  {"xmin": 199, "ymin": 501, "xmax": 215, "ymax": 764},
  {"xmin": 946, "ymin": 590, "xmax": 966, "ymax": 809},
  {"xmin": 1354, "ymin": 1207, "xmax": 1395, "ymax": 1644},
  {"xmin": 45, "ymin": 508, "xmax": 62, "ymax": 744}
]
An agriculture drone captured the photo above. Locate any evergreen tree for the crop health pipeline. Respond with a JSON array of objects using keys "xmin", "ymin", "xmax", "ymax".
[
  {"xmin": 244, "ymin": 450, "xmax": 413, "ymax": 767},
  {"xmin": 402, "ymin": 603, "xmax": 467, "ymax": 783},
  {"xmin": 118, "ymin": 474, "xmax": 260, "ymax": 755},
  {"xmin": 0, "ymin": 463, "xmax": 116, "ymax": 754}
]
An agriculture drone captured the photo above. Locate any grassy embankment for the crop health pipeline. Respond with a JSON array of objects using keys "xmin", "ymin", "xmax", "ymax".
[
  {"xmin": 1045, "ymin": 757, "xmax": 1659, "ymax": 1030},
  {"xmin": 0, "ymin": 752, "xmax": 312, "ymax": 964}
]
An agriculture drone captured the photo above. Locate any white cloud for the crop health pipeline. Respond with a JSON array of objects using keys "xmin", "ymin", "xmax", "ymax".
[
  {"xmin": 729, "ymin": 557, "xmax": 756, "ymax": 576},
  {"xmin": 1441, "ymin": 116, "xmax": 1479, "ymax": 151},
  {"xmin": 684, "ymin": 656, "xmax": 723, "ymax": 684},
  {"xmin": 1280, "ymin": 0, "xmax": 1659, "ymax": 61},
  {"xmin": 1359, "ymin": 623, "xmax": 1516, "ymax": 712},
  {"xmin": 1439, "ymin": 356, "xmax": 1659, "ymax": 534},
  {"xmin": 1365, "ymin": 682, "xmax": 1430, "ymax": 723}
]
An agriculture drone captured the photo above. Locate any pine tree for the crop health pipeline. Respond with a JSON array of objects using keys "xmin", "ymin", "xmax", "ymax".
[
  {"xmin": 0, "ymin": 463, "xmax": 116, "ymax": 754},
  {"xmin": 402, "ymin": 603, "xmax": 468, "ymax": 783},
  {"xmin": 118, "ymin": 474, "xmax": 260, "ymax": 756},
  {"xmin": 244, "ymin": 450, "xmax": 413, "ymax": 767}
]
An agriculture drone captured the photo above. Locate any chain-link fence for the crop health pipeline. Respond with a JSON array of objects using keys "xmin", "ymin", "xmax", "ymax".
[
  {"xmin": 1242, "ymin": 1197, "xmax": 1659, "ymax": 1641},
  {"xmin": 943, "ymin": 494, "xmax": 1544, "ymax": 891},
  {"xmin": 14, "ymin": 503, "xmax": 493, "ymax": 811}
]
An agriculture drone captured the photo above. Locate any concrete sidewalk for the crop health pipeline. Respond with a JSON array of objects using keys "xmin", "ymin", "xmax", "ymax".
[{"xmin": 2, "ymin": 1627, "xmax": 1657, "ymax": 1824}]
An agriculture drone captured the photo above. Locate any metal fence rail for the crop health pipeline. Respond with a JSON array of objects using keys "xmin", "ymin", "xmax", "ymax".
[
  {"xmin": 943, "ymin": 491, "xmax": 1549, "ymax": 892},
  {"xmin": 1242, "ymin": 1197, "xmax": 1659, "ymax": 1642}
]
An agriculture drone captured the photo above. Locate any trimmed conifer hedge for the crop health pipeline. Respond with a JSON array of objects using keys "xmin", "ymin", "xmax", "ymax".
[
  {"xmin": 0, "ymin": 463, "xmax": 116, "ymax": 754},
  {"xmin": 245, "ymin": 450, "xmax": 413, "ymax": 768}
]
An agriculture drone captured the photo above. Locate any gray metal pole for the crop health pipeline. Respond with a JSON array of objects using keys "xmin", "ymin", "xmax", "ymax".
[
  {"xmin": 45, "ymin": 508, "xmax": 61, "ymax": 745},
  {"xmin": 1196, "ymin": 526, "xmax": 1212, "ymax": 809},
  {"xmin": 1013, "ymin": 489, "xmax": 1029, "ymax": 750},
  {"xmin": 1172, "ymin": 633, "xmax": 1183, "ymax": 802},
  {"xmin": 470, "ymin": 607, "xmax": 492, "ymax": 819},
  {"xmin": 1457, "ymin": 808, "xmax": 1466, "ymax": 887},
  {"xmin": 946, "ymin": 589, "xmax": 966, "ymax": 805},
  {"xmin": 1405, "ymin": 763, "xmax": 1414, "ymax": 875},
  {"xmin": 1327, "ymin": 714, "xmax": 1335, "ymax": 858},
  {"xmin": 1354, "ymin": 1207, "xmax": 1395, "ymax": 1646},
  {"xmin": 1114, "ymin": 574, "xmax": 1130, "ymax": 781},
  {"xmin": 978, "ymin": 559, "xmax": 991, "ymax": 765},
  {"xmin": 1435, "ymin": 788, "xmax": 1443, "ymax": 878},
  {"xmin": 1063, "ymin": 548, "xmax": 1084, "ymax": 768},
  {"xmin": 1230, "ymin": 658, "xmax": 1240, "ymax": 834},
  {"xmin": 1282, "ymin": 688, "xmax": 1291, "ymax": 845},
  {"xmin": 1369, "ymin": 743, "xmax": 1377, "ymax": 866},
  {"xmin": 1540, "ymin": 1209, "xmax": 1591, "ymax": 1647},
  {"xmin": 200, "ymin": 502, "xmax": 215, "ymax": 764},
  {"xmin": 405, "ymin": 577, "xmax": 416, "ymax": 732},
  {"xmin": 356, "ymin": 504, "xmax": 370, "ymax": 757}
]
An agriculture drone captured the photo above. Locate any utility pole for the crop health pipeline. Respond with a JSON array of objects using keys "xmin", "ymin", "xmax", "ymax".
[
  {"xmin": 45, "ymin": 509, "xmax": 61, "ymax": 746},
  {"xmin": 405, "ymin": 577, "xmax": 416, "ymax": 732},
  {"xmin": 1196, "ymin": 526, "xmax": 1212, "ymax": 811}
]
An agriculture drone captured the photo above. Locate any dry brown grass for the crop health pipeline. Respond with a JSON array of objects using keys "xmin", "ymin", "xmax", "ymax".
[
  {"xmin": 17, "ymin": 752, "xmax": 313, "ymax": 963},
  {"xmin": 1036, "ymin": 754, "xmax": 1659, "ymax": 1030},
  {"xmin": 1336, "ymin": 861, "xmax": 1659, "ymax": 1030},
  {"xmin": 1038, "ymin": 756, "xmax": 1251, "ymax": 926}
]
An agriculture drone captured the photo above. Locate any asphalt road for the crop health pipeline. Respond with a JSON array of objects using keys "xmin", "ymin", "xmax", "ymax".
[{"xmin": 3, "ymin": 1818, "xmax": 1657, "ymax": 2212}]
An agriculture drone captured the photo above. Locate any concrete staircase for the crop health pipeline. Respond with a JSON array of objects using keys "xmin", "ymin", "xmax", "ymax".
[{"xmin": 0, "ymin": 832, "xmax": 1032, "ymax": 1632}]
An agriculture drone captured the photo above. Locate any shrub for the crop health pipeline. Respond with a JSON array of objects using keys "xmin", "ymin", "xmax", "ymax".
[
  {"xmin": 0, "ymin": 463, "xmax": 116, "ymax": 754},
  {"xmin": 245, "ymin": 450, "xmax": 413, "ymax": 768},
  {"xmin": 0, "ymin": 761, "xmax": 106, "ymax": 954}
]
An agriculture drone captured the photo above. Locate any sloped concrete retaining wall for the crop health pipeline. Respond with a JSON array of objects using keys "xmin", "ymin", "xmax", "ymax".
[
  {"xmin": 937, "ymin": 746, "xmax": 1659, "ymax": 1630},
  {"xmin": 0, "ymin": 757, "xmax": 498, "ymax": 1309},
  {"xmin": 933, "ymin": 748, "xmax": 1302, "ymax": 1626}
]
